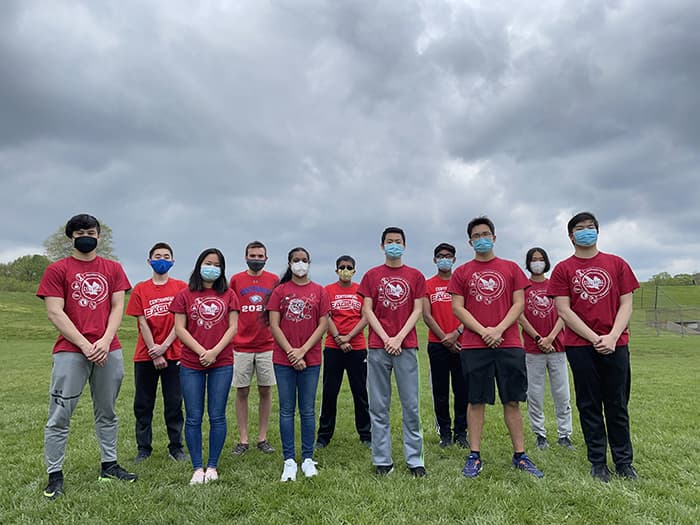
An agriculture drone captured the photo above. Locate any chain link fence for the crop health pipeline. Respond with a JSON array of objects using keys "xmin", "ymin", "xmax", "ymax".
[{"xmin": 635, "ymin": 286, "xmax": 700, "ymax": 336}]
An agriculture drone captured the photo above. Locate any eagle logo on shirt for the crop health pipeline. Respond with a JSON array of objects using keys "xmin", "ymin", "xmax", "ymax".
[
  {"xmin": 191, "ymin": 297, "xmax": 227, "ymax": 329},
  {"xmin": 573, "ymin": 267, "xmax": 612, "ymax": 304},
  {"xmin": 284, "ymin": 295, "xmax": 315, "ymax": 322},
  {"xmin": 71, "ymin": 272, "xmax": 109, "ymax": 310},
  {"xmin": 250, "ymin": 294, "xmax": 263, "ymax": 304},
  {"xmin": 378, "ymin": 277, "xmax": 410, "ymax": 311},
  {"xmin": 527, "ymin": 289, "xmax": 554, "ymax": 318},
  {"xmin": 469, "ymin": 270, "xmax": 505, "ymax": 305}
]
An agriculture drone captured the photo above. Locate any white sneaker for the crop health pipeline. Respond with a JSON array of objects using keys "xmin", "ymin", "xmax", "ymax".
[
  {"xmin": 189, "ymin": 469, "xmax": 205, "ymax": 485},
  {"xmin": 280, "ymin": 459, "xmax": 297, "ymax": 482},
  {"xmin": 301, "ymin": 458, "xmax": 318, "ymax": 478},
  {"xmin": 204, "ymin": 468, "xmax": 219, "ymax": 483}
]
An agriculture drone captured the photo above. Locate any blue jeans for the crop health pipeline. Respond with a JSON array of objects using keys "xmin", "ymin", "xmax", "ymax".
[
  {"xmin": 180, "ymin": 364, "xmax": 233, "ymax": 469},
  {"xmin": 274, "ymin": 364, "xmax": 320, "ymax": 461}
]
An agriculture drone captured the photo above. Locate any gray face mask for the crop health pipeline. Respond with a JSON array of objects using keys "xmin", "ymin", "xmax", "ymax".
[{"xmin": 529, "ymin": 261, "xmax": 546, "ymax": 275}]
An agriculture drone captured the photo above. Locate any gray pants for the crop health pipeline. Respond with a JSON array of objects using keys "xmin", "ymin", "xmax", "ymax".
[
  {"xmin": 45, "ymin": 350, "xmax": 125, "ymax": 474},
  {"xmin": 367, "ymin": 348, "xmax": 423, "ymax": 468},
  {"xmin": 525, "ymin": 352, "xmax": 572, "ymax": 439}
]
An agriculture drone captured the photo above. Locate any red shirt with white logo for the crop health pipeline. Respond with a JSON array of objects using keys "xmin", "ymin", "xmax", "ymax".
[
  {"xmin": 447, "ymin": 257, "xmax": 530, "ymax": 350},
  {"xmin": 548, "ymin": 252, "xmax": 639, "ymax": 347},
  {"xmin": 425, "ymin": 275, "xmax": 461, "ymax": 343},
  {"xmin": 169, "ymin": 288, "xmax": 240, "ymax": 370},
  {"xmin": 36, "ymin": 256, "xmax": 131, "ymax": 354},
  {"xmin": 266, "ymin": 281, "xmax": 331, "ymax": 366},
  {"xmin": 358, "ymin": 264, "xmax": 427, "ymax": 349},
  {"xmin": 126, "ymin": 278, "xmax": 187, "ymax": 362},
  {"xmin": 324, "ymin": 281, "xmax": 367, "ymax": 350},
  {"xmin": 230, "ymin": 271, "xmax": 278, "ymax": 353},
  {"xmin": 522, "ymin": 278, "xmax": 564, "ymax": 354}
]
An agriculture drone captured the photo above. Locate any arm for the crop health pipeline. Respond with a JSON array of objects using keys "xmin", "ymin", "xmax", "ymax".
[
  {"xmin": 137, "ymin": 315, "xmax": 167, "ymax": 369},
  {"xmin": 385, "ymin": 298, "xmax": 423, "ymax": 355},
  {"xmin": 328, "ymin": 316, "xmax": 352, "ymax": 353},
  {"xmin": 338, "ymin": 312, "xmax": 369, "ymax": 351},
  {"xmin": 174, "ymin": 313, "xmax": 207, "ymax": 358},
  {"xmin": 481, "ymin": 289, "xmax": 524, "ymax": 348},
  {"xmin": 200, "ymin": 311, "xmax": 238, "ymax": 367},
  {"xmin": 91, "ymin": 290, "xmax": 126, "ymax": 366},
  {"xmin": 362, "ymin": 296, "xmax": 390, "ymax": 346},
  {"xmin": 422, "ymin": 297, "xmax": 446, "ymax": 340},
  {"xmin": 44, "ymin": 296, "xmax": 95, "ymax": 358},
  {"xmin": 555, "ymin": 296, "xmax": 600, "ymax": 346},
  {"xmin": 452, "ymin": 294, "xmax": 488, "ymax": 342},
  {"xmin": 288, "ymin": 315, "xmax": 329, "ymax": 363},
  {"xmin": 540, "ymin": 317, "xmax": 565, "ymax": 353},
  {"xmin": 594, "ymin": 293, "xmax": 634, "ymax": 354}
]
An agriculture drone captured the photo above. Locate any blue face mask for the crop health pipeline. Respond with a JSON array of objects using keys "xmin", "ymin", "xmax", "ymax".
[
  {"xmin": 150, "ymin": 259, "xmax": 174, "ymax": 275},
  {"xmin": 472, "ymin": 238, "xmax": 493, "ymax": 254},
  {"xmin": 436, "ymin": 258, "xmax": 454, "ymax": 271},
  {"xmin": 573, "ymin": 229, "xmax": 598, "ymax": 247},
  {"xmin": 200, "ymin": 265, "xmax": 221, "ymax": 282},
  {"xmin": 384, "ymin": 243, "xmax": 405, "ymax": 259}
]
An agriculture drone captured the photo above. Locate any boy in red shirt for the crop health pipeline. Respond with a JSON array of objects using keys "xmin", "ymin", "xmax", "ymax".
[
  {"xmin": 548, "ymin": 211, "xmax": 639, "ymax": 482},
  {"xmin": 37, "ymin": 214, "xmax": 136, "ymax": 500},
  {"xmin": 126, "ymin": 242, "xmax": 187, "ymax": 463}
]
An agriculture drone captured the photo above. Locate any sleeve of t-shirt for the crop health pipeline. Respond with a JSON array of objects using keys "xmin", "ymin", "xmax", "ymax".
[
  {"xmin": 227, "ymin": 290, "xmax": 241, "ymax": 311},
  {"xmin": 319, "ymin": 287, "xmax": 331, "ymax": 317},
  {"xmin": 512, "ymin": 263, "xmax": 530, "ymax": 291},
  {"xmin": 266, "ymin": 287, "xmax": 282, "ymax": 312},
  {"xmin": 36, "ymin": 262, "xmax": 65, "ymax": 299},
  {"xmin": 547, "ymin": 263, "xmax": 569, "ymax": 297},
  {"xmin": 111, "ymin": 262, "xmax": 132, "ymax": 293},
  {"xmin": 357, "ymin": 272, "xmax": 373, "ymax": 299},
  {"xmin": 125, "ymin": 283, "xmax": 144, "ymax": 317},
  {"xmin": 169, "ymin": 289, "xmax": 188, "ymax": 314},
  {"xmin": 413, "ymin": 272, "xmax": 427, "ymax": 299},
  {"xmin": 617, "ymin": 257, "xmax": 640, "ymax": 295},
  {"xmin": 447, "ymin": 267, "xmax": 465, "ymax": 296}
]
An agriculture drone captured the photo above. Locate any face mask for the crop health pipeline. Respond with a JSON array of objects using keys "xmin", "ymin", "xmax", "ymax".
[
  {"xmin": 150, "ymin": 259, "xmax": 174, "ymax": 275},
  {"xmin": 384, "ymin": 243, "xmax": 404, "ymax": 259},
  {"xmin": 573, "ymin": 229, "xmax": 598, "ymax": 247},
  {"xmin": 472, "ymin": 237, "xmax": 493, "ymax": 254},
  {"xmin": 338, "ymin": 269, "xmax": 354, "ymax": 281},
  {"xmin": 436, "ymin": 258, "xmax": 454, "ymax": 272},
  {"xmin": 200, "ymin": 265, "xmax": 221, "ymax": 282},
  {"xmin": 74, "ymin": 236, "xmax": 98, "ymax": 254},
  {"xmin": 529, "ymin": 261, "xmax": 546, "ymax": 275},
  {"xmin": 246, "ymin": 259, "xmax": 266, "ymax": 272},
  {"xmin": 291, "ymin": 261, "xmax": 309, "ymax": 277}
]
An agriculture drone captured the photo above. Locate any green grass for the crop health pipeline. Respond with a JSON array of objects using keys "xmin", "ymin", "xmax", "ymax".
[{"xmin": 0, "ymin": 291, "xmax": 699, "ymax": 524}]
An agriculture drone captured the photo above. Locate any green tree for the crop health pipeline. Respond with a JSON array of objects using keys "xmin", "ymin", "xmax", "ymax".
[{"xmin": 43, "ymin": 223, "xmax": 118, "ymax": 261}]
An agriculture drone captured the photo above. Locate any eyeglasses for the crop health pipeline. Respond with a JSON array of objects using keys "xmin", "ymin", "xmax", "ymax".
[
  {"xmin": 470, "ymin": 232, "xmax": 493, "ymax": 241},
  {"xmin": 435, "ymin": 254, "xmax": 454, "ymax": 259},
  {"xmin": 337, "ymin": 265, "xmax": 354, "ymax": 271}
]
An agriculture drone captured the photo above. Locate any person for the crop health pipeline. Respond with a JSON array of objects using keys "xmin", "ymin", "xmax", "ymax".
[
  {"xmin": 170, "ymin": 248, "xmax": 239, "ymax": 485},
  {"xmin": 126, "ymin": 242, "xmax": 188, "ymax": 463},
  {"xmin": 518, "ymin": 247, "xmax": 573, "ymax": 451},
  {"xmin": 315, "ymin": 255, "xmax": 371, "ymax": 449},
  {"xmin": 449, "ymin": 216, "xmax": 543, "ymax": 478},
  {"xmin": 229, "ymin": 241, "xmax": 278, "ymax": 456},
  {"xmin": 37, "ymin": 214, "xmax": 136, "ymax": 500},
  {"xmin": 266, "ymin": 247, "xmax": 330, "ymax": 481},
  {"xmin": 422, "ymin": 243, "xmax": 468, "ymax": 449},
  {"xmin": 548, "ymin": 211, "xmax": 639, "ymax": 482},
  {"xmin": 358, "ymin": 227, "xmax": 427, "ymax": 477}
]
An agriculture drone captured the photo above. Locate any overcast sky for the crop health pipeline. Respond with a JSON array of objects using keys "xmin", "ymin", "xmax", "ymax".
[{"xmin": 1, "ymin": 0, "xmax": 698, "ymax": 286}]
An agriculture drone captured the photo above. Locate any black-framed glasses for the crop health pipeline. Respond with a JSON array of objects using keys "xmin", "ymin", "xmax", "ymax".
[{"xmin": 337, "ymin": 265, "xmax": 354, "ymax": 271}]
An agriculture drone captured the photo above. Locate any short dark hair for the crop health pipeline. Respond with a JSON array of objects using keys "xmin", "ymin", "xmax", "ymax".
[
  {"xmin": 525, "ymin": 247, "xmax": 551, "ymax": 273},
  {"xmin": 245, "ymin": 240, "xmax": 267, "ymax": 257},
  {"xmin": 433, "ymin": 243, "xmax": 456, "ymax": 257},
  {"xmin": 381, "ymin": 227, "xmax": 405, "ymax": 244},
  {"xmin": 567, "ymin": 211, "xmax": 599, "ymax": 235},
  {"xmin": 149, "ymin": 242, "xmax": 173, "ymax": 259},
  {"xmin": 466, "ymin": 216, "xmax": 495, "ymax": 238},
  {"xmin": 336, "ymin": 255, "xmax": 356, "ymax": 268},
  {"xmin": 65, "ymin": 214, "xmax": 100, "ymax": 238},
  {"xmin": 188, "ymin": 248, "xmax": 228, "ymax": 293}
]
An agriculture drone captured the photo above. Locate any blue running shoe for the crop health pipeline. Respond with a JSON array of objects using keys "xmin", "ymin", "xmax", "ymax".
[
  {"xmin": 512, "ymin": 453, "xmax": 543, "ymax": 478},
  {"xmin": 462, "ymin": 453, "xmax": 482, "ymax": 478}
]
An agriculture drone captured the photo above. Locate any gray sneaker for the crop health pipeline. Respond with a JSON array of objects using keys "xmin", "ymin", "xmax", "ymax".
[
  {"xmin": 169, "ymin": 449, "xmax": 188, "ymax": 461},
  {"xmin": 232, "ymin": 443, "xmax": 249, "ymax": 455},
  {"xmin": 256, "ymin": 440, "xmax": 275, "ymax": 454},
  {"xmin": 557, "ymin": 437, "xmax": 576, "ymax": 450},
  {"xmin": 535, "ymin": 435, "xmax": 548, "ymax": 449}
]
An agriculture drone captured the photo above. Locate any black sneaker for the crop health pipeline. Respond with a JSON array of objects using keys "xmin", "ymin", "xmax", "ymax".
[
  {"xmin": 374, "ymin": 464, "xmax": 394, "ymax": 476},
  {"xmin": 256, "ymin": 440, "xmax": 275, "ymax": 454},
  {"xmin": 313, "ymin": 441, "xmax": 327, "ymax": 451},
  {"xmin": 169, "ymin": 449, "xmax": 188, "ymax": 461},
  {"xmin": 409, "ymin": 466, "xmax": 427, "ymax": 478},
  {"xmin": 454, "ymin": 435, "xmax": 469, "ymax": 449},
  {"xmin": 232, "ymin": 442, "xmax": 249, "ymax": 455},
  {"xmin": 99, "ymin": 464, "xmax": 138, "ymax": 482},
  {"xmin": 438, "ymin": 436, "xmax": 452, "ymax": 448},
  {"xmin": 360, "ymin": 440, "xmax": 372, "ymax": 449},
  {"xmin": 43, "ymin": 473, "xmax": 64, "ymax": 500},
  {"xmin": 615, "ymin": 464, "xmax": 639, "ymax": 480},
  {"xmin": 133, "ymin": 450, "xmax": 151, "ymax": 463},
  {"xmin": 590, "ymin": 463, "xmax": 611, "ymax": 483},
  {"xmin": 557, "ymin": 437, "xmax": 576, "ymax": 450},
  {"xmin": 535, "ymin": 435, "xmax": 548, "ymax": 449}
]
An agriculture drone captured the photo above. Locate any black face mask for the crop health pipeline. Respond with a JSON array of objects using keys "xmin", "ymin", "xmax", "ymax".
[
  {"xmin": 74, "ymin": 236, "xmax": 98, "ymax": 254},
  {"xmin": 246, "ymin": 259, "xmax": 266, "ymax": 272}
]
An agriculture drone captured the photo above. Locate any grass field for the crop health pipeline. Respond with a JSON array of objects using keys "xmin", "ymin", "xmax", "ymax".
[{"xmin": 1, "ymin": 290, "xmax": 699, "ymax": 524}]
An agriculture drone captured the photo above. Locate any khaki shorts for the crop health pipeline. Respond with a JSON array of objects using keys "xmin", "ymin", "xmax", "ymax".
[{"xmin": 233, "ymin": 350, "xmax": 276, "ymax": 388}]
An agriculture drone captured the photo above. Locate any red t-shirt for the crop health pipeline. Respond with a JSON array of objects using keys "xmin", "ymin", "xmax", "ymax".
[
  {"xmin": 230, "ymin": 270, "xmax": 278, "ymax": 353},
  {"xmin": 447, "ymin": 257, "xmax": 529, "ymax": 350},
  {"xmin": 425, "ymin": 274, "xmax": 461, "ymax": 343},
  {"xmin": 522, "ymin": 279, "xmax": 564, "ymax": 354},
  {"xmin": 126, "ymin": 278, "xmax": 187, "ymax": 362},
  {"xmin": 169, "ymin": 288, "xmax": 240, "ymax": 370},
  {"xmin": 36, "ymin": 256, "xmax": 131, "ymax": 354},
  {"xmin": 548, "ymin": 252, "xmax": 639, "ymax": 347},
  {"xmin": 357, "ymin": 264, "xmax": 427, "ymax": 349},
  {"xmin": 266, "ymin": 281, "xmax": 331, "ymax": 367},
  {"xmin": 324, "ymin": 281, "xmax": 367, "ymax": 350}
]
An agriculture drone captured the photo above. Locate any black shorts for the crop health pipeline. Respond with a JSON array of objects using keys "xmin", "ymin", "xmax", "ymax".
[{"xmin": 459, "ymin": 347, "xmax": 527, "ymax": 405}]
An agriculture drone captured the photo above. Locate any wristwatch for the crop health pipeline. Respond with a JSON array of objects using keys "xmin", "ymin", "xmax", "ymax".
[{"xmin": 534, "ymin": 335, "xmax": 542, "ymax": 342}]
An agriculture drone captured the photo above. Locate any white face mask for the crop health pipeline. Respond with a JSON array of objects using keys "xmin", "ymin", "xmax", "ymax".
[
  {"xmin": 530, "ymin": 261, "xmax": 546, "ymax": 275},
  {"xmin": 291, "ymin": 261, "xmax": 309, "ymax": 277}
]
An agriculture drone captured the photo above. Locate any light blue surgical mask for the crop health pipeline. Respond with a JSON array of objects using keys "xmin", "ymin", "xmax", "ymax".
[
  {"xmin": 472, "ymin": 238, "xmax": 493, "ymax": 254},
  {"xmin": 384, "ymin": 243, "xmax": 404, "ymax": 259},
  {"xmin": 200, "ymin": 265, "xmax": 221, "ymax": 282},
  {"xmin": 573, "ymin": 229, "xmax": 598, "ymax": 247},
  {"xmin": 436, "ymin": 258, "xmax": 454, "ymax": 272},
  {"xmin": 150, "ymin": 259, "xmax": 174, "ymax": 275}
]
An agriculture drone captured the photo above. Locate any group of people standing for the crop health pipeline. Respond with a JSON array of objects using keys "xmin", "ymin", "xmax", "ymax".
[{"xmin": 38, "ymin": 210, "xmax": 639, "ymax": 499}]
